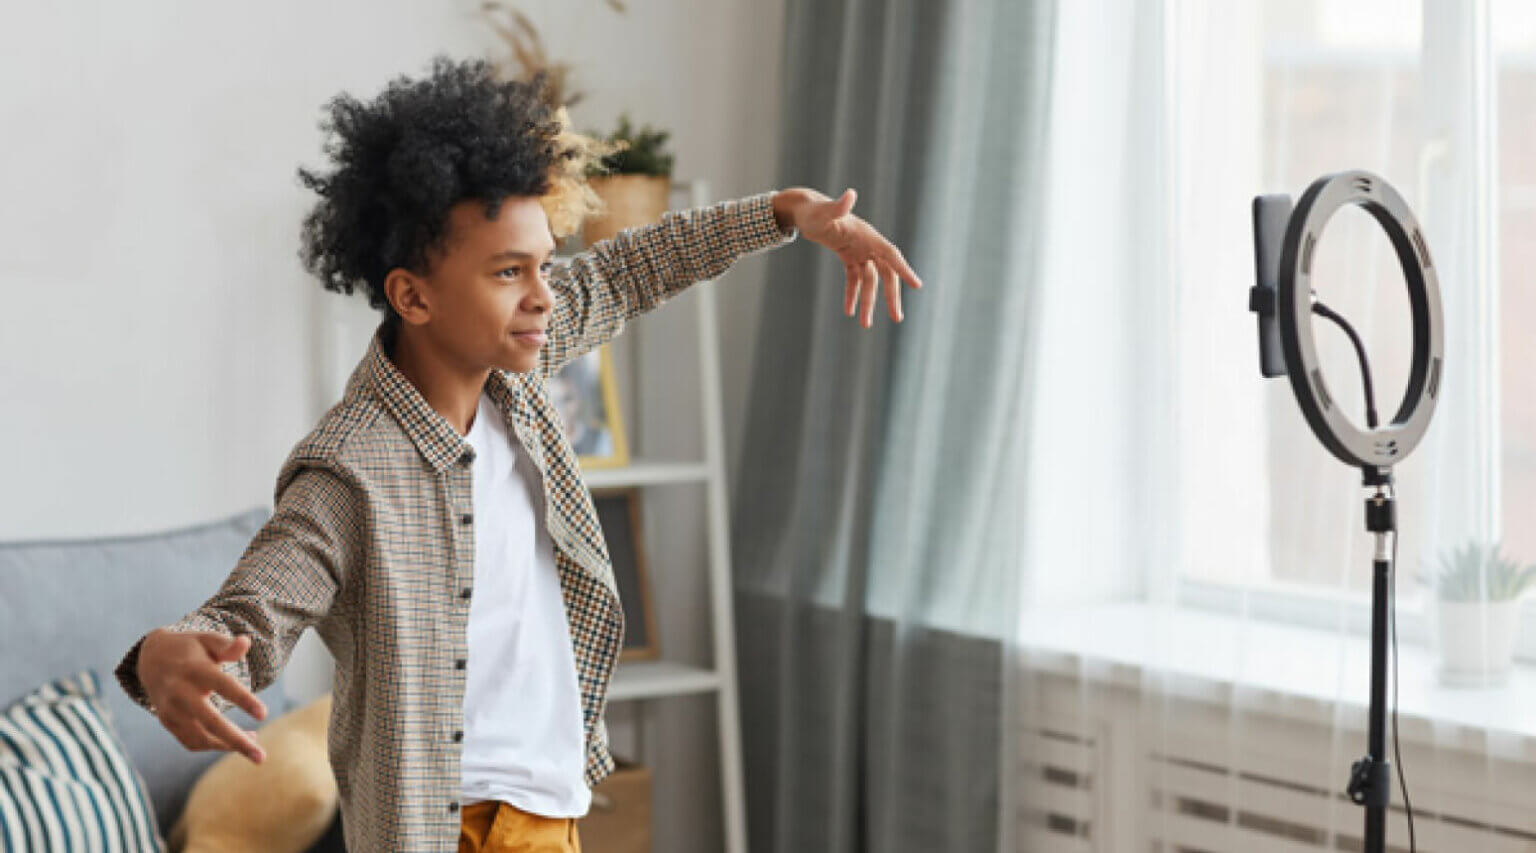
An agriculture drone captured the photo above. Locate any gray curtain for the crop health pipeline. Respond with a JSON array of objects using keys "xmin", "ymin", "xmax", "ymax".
[{"xmin": 729, "ymin": 1, "xmax": 1055, "ymax": 851}]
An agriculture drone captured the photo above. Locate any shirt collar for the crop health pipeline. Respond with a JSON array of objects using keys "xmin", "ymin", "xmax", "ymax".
[{"xmin": 357, "ymin": 321, "xmax": 522, "ymax": 475}]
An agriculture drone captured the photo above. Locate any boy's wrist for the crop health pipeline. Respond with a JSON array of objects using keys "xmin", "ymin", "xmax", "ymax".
[{"xmin": 772, "ymin": 187, "xmax": 828, "ymax": 232}]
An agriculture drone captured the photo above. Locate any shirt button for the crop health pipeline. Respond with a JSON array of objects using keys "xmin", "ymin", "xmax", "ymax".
[
  {"xmin": 460, "ymin": 513, "xmax": 473, "ymax": 525},
  {"xmin": 455, "ymin": 658, "xmax": 466, "ymax": 670},
  {"xmin": 453, "ymin": 730, "xmax": 463, "ymax": 743},
  {"xmin": 448, "ymin": 802, "xmax": 460, "ymax": 814},
  {"xmin": 460, "ymin": 587, "xmax": 473, "ymax": 600}
]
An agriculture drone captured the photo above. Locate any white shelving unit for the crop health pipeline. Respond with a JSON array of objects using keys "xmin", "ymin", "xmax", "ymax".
[
  {"xmin": 572, "ymin": 178, "xmax": 749, "ymax": 853},
  {"xmin": 581, "ymin": 460, "xmax": 709, "ymax": 490}
]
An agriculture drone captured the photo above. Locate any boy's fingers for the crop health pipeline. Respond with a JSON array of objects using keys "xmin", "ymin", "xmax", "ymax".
[
  {"xmin": 889, "ymin": 249, "xmax": 922, "ymax": 289},
  {"xmin": 212, "ymin": 634, "xmax": 250, "ymax": 662},
  {"xmin": 203, "ymin": 669, "xmax": 267, "ymax": 721},
  {"xmin": 844, "ymin": 264, "xmax": 859, "ymax": 316},
  {"xmin": 195, "ymin": 631, "xmax": 239, "ymax": 650},
  {"xmin": 199, "ymin": 633, "xmax": 233, "ymax": 662},
  {"xmin": 883, "ymin": 265, "xmax": 903, "ymax": 322},
  {"xmin": 162, "ymin": 711, "xmax": 237, "ymax": 754},
  {"xmin": 188, "ymin": 718, "xmax": 237, "ymax": 752},
  {"xmin": 195, "ymin": 700, "xmax": 265, "ymax": 763},
  {"xmin": 861, "ymin": 260, "xmax": 879, "ymax": 327}
]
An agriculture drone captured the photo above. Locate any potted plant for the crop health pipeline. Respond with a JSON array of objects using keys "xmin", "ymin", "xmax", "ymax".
[
  {"xmin": 1429, "ymin": 541, "xmax": 1536, "ymax": 687},
  {"xmin": 579, "ymin": 113, "xmax": 676, "ymax": 247}
]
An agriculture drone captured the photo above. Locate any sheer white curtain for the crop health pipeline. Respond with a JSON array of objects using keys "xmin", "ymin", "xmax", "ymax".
[{"xmin": 1009, "ymin": 0, "xmax": 1536, "ymax": 849}]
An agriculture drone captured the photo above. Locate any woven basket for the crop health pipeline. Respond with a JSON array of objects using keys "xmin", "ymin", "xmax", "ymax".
[{"xmin": 582, "ymin": 174, "xmax": 672, "ymax": 247}]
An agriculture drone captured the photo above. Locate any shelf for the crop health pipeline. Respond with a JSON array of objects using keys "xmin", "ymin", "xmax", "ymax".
[
  {"xmin": 607, "ymin": 660, "xmax": 723, "ymax": 702},
  {"xmin": 579, "ymin": 458, "xmax": 709, "ymax": 489}
]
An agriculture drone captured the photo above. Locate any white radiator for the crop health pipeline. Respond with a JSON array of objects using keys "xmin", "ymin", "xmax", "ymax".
[{"xmin": 1016, "ymin": 669, "xmax": 1536, "ymax": 852}]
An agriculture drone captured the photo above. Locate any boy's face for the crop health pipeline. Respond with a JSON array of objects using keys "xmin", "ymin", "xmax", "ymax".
[{"xmin": 399, "ymin": 195, "xmax": 557, "ymax": 375}]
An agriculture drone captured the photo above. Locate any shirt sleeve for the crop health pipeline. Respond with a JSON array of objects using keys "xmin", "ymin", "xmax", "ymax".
[
  {"xmin": 114, "ymin": 463, "xmax": 360, "ymax": 715},
  {"xmin": 538, "ymin": 189, "xmax": 799, "ymax": 379}
]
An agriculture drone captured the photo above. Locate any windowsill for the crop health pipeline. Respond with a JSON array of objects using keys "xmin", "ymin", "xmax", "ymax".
[{"xmin": 1018, "ymin": 602, "xmax": 1536, "ymax": 743}]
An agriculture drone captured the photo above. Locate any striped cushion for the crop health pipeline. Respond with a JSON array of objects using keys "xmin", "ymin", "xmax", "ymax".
[{"xmin": 0, "ymin": 670, "xmax": 167, "ymax": 852}]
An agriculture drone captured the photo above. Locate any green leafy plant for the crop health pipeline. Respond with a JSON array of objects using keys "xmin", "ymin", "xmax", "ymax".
[
  {"xmin": 585, "ymin": 113, "xmax": 674, "ymax": 178},
  {"xmin": 1429, "ymin": 541, "xmax": 1536, "ymax": 602}
]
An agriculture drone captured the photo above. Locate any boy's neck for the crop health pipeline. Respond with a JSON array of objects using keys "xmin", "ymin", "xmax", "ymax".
[{"xmin": 384, "ymin": 323, "xmax": 489, "ymax": 437}]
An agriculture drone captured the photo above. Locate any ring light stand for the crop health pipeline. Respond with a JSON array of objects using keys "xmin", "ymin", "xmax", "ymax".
[{"xmin": 1249, "ymin": 170, "xmax": 1444, "ymax": 853}]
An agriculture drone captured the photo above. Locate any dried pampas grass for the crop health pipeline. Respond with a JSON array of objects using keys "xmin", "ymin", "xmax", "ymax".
[{"xmin": 541, "ymin": 105, "xmax": 626, "ymax": 239}]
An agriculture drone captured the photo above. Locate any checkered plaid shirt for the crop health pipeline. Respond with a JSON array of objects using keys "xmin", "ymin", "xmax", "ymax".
[{"xmin": 115, "ymin": 191, "xmax": 797, "ymax": 852}]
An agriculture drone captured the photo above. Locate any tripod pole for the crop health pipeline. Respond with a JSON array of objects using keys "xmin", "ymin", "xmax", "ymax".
[{"xmin": 1347, "ymin": 472, "xmax": 1395, "ymax": 852}]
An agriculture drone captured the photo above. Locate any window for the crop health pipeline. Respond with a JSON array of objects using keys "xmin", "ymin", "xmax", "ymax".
[
  {"xmin": 1168, "ymin": 0, "xmax": 1435, "ymax": 602},
  {"xmin": 1497, "ymin": 7, "xmax": 1536, "ymax": 569},
  {"xmin": 1026, "ymin": 1, "xmax": 1529, "ymax": 651},
  {"xmin": 1162, "ymin": 0, "xmax": 1528, "ymax": 624}
]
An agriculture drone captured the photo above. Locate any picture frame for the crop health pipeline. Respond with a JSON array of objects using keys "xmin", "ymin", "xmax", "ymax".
[
  {"xmin": 592, "ymin": 487, "xmax": 658, "ymax": 661},
  {"xmin": 550, "ymin": 344, "xmax": 630, "ymax": 469}
]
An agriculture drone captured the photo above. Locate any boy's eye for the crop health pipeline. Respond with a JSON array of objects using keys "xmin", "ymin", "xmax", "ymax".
[{"xmin": 498, "ymin": 262, "xmax": 555, "ymax": 279}]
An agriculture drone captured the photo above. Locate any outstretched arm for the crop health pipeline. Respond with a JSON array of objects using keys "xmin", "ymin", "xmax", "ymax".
[
  {"xmin": 538, "ymin": 190, "xmax": 797, "ymax": 378},
  {"xmin": 115, "ymin": 462, "xmax": 360, "ymax": 721},
  {"xmin": 538, "ymin": 185, "xmax": 924, "ymax": 379}
]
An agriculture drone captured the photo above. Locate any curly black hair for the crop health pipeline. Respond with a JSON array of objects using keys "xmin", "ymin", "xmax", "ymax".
[{"xmin": 296, "ymin": 54, "xmax": 611, "ymax": 327}]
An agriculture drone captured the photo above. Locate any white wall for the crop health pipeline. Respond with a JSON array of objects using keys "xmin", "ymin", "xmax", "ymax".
[
  {"xmin": 1, "ymin": 3, "xmax": 788, "ymax": 851},
  {"xmin": 0, "ymin": 2, "xmax": 485, "ymax": 539},
  {"xmin": 0, "ymin": 0, "xmax": 783, "ymax": 539}
]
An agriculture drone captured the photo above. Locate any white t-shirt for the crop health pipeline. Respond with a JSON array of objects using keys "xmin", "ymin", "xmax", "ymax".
[{"xmin": 459, "ymin": 390, "xmax": 591, "ymax": 817}]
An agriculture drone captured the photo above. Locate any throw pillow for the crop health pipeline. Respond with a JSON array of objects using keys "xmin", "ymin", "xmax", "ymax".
[
  {"xmin": 168, "ymin": 692, "xmax": 336, "ymax": 853},
  {"xmin": 0, "ymin": 669, "xmax": 168, "ymax": 852}
]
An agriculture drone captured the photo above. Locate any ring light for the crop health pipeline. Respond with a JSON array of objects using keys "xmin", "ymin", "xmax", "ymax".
[{"xmin": 1276, "ymin": 170, "xmax": 1444, "ymax": 471}]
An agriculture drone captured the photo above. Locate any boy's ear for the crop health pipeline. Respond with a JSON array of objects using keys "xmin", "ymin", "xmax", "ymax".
[{"xmin": 384, "ymin": 268, "xmax": 431, "ymax": 326}]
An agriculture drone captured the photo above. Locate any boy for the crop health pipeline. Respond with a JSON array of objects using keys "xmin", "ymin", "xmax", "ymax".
[{"xmin": 114, "ymin": 55, "xmax": 919, "ymax": 852}]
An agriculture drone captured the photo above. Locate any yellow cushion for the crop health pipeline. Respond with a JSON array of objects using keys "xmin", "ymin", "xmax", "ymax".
[{"xmin": 168, "ymin": 692, "xmax": 337, "ymax": 853}]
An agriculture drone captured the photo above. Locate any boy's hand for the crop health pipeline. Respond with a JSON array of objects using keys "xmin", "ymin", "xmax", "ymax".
[
  {"xmin": 137, "ymin": 629, "xmax": 269, "ymax": 764},
  {"xmin": 773, "ymin": 187, "xmax": 924, "ymax": 329}
]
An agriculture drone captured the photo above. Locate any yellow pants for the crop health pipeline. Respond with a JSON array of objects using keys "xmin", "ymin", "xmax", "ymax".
[{"xmin": 458, "ymin": 799, "xmax": 582, "ymax": 853}]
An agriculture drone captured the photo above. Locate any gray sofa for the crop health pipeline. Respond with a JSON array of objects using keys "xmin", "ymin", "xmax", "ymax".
[{"xmin": 0, "ymin": 507, "xmax": 345, "ymax": 851}]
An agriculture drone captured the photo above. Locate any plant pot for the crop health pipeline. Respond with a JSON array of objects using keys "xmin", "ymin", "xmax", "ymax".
[
  {"xmin": 581, "ymin": 174, "xmax": 672, "ymax": 247},
  {"xmin": 1434, "ymin": 599, "xmax": 1520, "ymax": 687}
]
